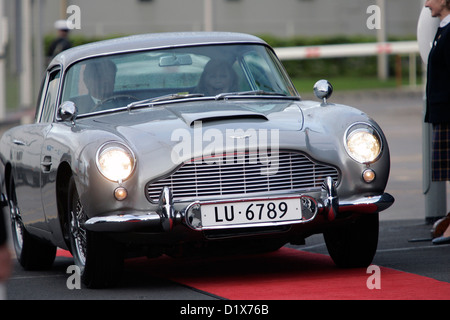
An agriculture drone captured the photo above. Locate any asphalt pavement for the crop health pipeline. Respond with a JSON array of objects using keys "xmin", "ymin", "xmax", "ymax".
[{"xmin": 1, "ymin": 86, "xmax": 449, "ymax": 300}]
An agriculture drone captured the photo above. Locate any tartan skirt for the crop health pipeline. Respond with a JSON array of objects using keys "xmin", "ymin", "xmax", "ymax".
[{"xmin": 432, "ymin": 123, "xmax": 450, "ymax": 181}]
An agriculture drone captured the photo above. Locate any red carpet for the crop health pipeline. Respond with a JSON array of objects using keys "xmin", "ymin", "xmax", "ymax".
[{"xmin": 57, "ymin": 247, "xmax": 450, "ymax": 300}]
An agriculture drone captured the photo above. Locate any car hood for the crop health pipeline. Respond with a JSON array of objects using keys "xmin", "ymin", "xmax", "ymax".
[
  {"xmin": 91, "ymin": 99, "xmax": 305, "ymax": 139},
  {"xmin": 86, "ymin": 98, "xmax": 371, "ymax": 177},
  {"xmin": 86, "ymin": 99, "xmax": 303, "ymax": 166}
]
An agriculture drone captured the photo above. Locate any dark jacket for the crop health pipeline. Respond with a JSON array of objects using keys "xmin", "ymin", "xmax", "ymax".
[
  {"xmin": 47, "ymin": 37, "xmax": 72, "ymax": 59},
  {"xmin": 426, "ymin": 23, "xmax": 450, "ymax": 124}
]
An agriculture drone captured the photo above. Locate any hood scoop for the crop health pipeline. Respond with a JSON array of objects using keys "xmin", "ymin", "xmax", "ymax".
[{"xmin": 176, "ymin": 110, "xmax": 269, "ymax": 127}]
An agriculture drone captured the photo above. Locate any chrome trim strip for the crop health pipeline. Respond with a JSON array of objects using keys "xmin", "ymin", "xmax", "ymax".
[
  {"xmin": 157, "ymin": 186, "xmax": 175, "ymax": 231},
  {"xmin": 84, "ymin": 212, "xmax": 161, "ymax": 232},
  {"xmin": 339, "ymin": 193, "xmax": 395, "ymax": 213},
  {"xmin": 322, "ymin": 176, "xmax": 339, "ymax": 221},
  {"xmin": 84, "ymin": 190, "xmax": 394, "ymax": 233}
]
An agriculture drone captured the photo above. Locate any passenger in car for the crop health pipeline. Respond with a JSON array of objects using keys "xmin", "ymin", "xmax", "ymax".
[{"xmin": 195, "ymin": 59, "xmax": 238, "ymax": 96}]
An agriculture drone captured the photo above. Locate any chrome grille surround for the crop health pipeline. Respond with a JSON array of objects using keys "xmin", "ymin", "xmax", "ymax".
[{"xmin": 146, "ymin": 151, "xmax": 340, "ymax": 203}]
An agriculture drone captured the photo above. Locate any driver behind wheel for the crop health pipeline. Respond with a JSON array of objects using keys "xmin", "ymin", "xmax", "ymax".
[
  {"xmin": 83, "ymin": 59, "xmax": 117, "ymax": 112},
  {"xmin": 68, "ymin": 59, "xmax": 117, "ymax": 114}
]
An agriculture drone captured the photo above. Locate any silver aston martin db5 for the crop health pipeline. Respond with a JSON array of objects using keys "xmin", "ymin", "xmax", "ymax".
[{"xmin": 0, "ymin": 32, "xmax": 394, "ymax": 288}]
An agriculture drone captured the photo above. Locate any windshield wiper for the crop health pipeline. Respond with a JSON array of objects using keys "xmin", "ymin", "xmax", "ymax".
[
  {"xmin": 126, "ymin": 90, "xmax": 294, "ymax": 109},
  {"xmin": 214, "ymin": 90, "xmax": 288, "ymax": 100},
  {"xmin": 151, "ymin": 93, "xmax": 205, "ymax": 102},
  {"xmin": 127, "ymin": 93, "xmax": 205, "ymax": 109}
]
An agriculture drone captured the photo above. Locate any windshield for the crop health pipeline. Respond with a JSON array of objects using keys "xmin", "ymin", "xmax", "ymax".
[{"xmin": 61, "ymin": 43, "xmax": 299, "ymax": 115}]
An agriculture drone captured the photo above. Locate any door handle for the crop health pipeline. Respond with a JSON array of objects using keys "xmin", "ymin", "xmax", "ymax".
[
  {"xmin": 41, "ymin": 156, "xmax": 52, "ymax": 172},
  {"xmin": 13, "ymin": 139, "xmax": 26, "ymax": 146}
]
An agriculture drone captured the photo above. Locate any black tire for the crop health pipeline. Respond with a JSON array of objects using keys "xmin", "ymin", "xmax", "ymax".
[
  {"xmin": 67, "ymin": 176, "xmax": 124, "ymax": 288},
  {"xmin": 324, "ymin": 213, "xmax": 379, "ymax": 268},
  {"xmin": 8, "ymin": 175, "xmax": 56, "ymax": 270}
]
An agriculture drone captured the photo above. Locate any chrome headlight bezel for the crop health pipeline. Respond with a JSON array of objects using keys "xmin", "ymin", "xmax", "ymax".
[
  {"xmin": 344, "ymin": 122, "xmax": 383, "ymax": 164},
  {"xmin": 96, "ymin": 142, "xmax": 136, "ymax": 182}
]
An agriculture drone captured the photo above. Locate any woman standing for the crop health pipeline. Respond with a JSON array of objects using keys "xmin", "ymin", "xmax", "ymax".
[{"xmin": 425, "ymin": 0, "xmax": 450, "ymax": 244}]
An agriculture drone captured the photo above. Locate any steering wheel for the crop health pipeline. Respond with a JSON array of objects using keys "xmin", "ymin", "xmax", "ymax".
[{"xmin": 93, "ymin": 94, "xmax": 139, "ymax": 112}]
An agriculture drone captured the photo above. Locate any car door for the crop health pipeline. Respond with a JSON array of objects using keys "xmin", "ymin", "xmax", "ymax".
[
  {"xmin": 13, "ymin": 68, "xmax": 61, "ymax": 233},
  {"xmin": 39, "ymin": 68, "xmax": 65, "ymax": 234}
]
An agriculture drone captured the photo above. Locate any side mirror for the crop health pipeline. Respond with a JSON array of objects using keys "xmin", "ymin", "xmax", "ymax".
[
  {"xmin": 58, "ymin": 101, "xmax": 78, "ymax": 123},
  {"xmin": 313, "ymin": 80, "xmax": 333, "ymax": 105}
]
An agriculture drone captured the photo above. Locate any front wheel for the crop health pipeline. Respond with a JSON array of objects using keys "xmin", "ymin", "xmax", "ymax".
[
  {"xmin": 324, "ymin": 213, "xmax": 379, "ymax": 268},
  {"xmin": 67, "ymin": 176, "xmax": 124, "ymax": 288}
]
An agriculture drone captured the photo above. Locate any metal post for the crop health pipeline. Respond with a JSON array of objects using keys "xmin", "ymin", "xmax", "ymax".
[
  {"xmin": 33, "ymin": 0, "xmax": 44, "ymax": 90},
  {"xmin": 376, "ymin": 0, "xmax": 388, "ymax": 81},
  {"xmin": 0, "ymin": 0, "xmax": 7, "ymax": 120},
  {"xmin": 204, "ymin": 0, "xmax": 213, "ymax": 32},
  {"xmin": 409, "ymin": 53, "xmax": 417, "ymax": 87},
  {"xmin": 60, "ymin": 0, "xmax": 68, "ymax": 19},
  {"xmin": 19, "ymin": 0, "xmax": 33, "ymax": 109}
]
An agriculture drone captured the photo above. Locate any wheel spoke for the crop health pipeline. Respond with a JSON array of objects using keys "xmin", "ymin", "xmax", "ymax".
[
  {"xmin": 9, "ymin": 199, "xmax": 24, "ymax": 249},
  {"xmin": 71, "ymin": 197, "xmax": 87, "ymax": 266}
]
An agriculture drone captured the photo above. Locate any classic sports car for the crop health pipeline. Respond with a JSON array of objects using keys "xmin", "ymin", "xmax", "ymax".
[{"xmin": 0, "ymin": 32, "xmax": 394, "ymax": 288}]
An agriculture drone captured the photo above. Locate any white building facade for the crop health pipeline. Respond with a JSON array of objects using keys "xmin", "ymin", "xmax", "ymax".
[{"xmin": 8, "ymin": 0, "xmax": 425, "ymax": 38}]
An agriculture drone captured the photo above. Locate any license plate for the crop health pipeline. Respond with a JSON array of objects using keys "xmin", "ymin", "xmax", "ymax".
[{"xmin": 201, "ymin": 197, "xmax": 302, "ymax": 228}]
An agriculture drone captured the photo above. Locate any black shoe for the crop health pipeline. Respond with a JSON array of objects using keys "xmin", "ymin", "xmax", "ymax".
[{"xmin": 432, "ymin": 236, "xmax": 450, "ymax": 245}]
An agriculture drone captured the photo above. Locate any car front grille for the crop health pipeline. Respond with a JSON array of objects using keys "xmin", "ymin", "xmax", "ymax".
[{"xmin": 146, "ymin": 151, "xmax": 339, "ymax": 203}]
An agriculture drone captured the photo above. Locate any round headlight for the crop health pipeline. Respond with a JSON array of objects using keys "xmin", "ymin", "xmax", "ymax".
[
  {"xmin": 345, "ymin": 124, "xmax": 382, "ymax": 164},
  {"xmin": 96, "ymin": 142, "xmax": 135, "ymax": 182}
]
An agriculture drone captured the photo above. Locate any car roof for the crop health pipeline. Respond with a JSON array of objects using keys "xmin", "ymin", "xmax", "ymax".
[{"xmin": 49, "ymin": 32, "xmax": 268, "ymax": 69}]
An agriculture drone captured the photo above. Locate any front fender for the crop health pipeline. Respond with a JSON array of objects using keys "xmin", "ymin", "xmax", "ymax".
[{"xmin": 300, "ymin": 102, "xmax": 391, "ymax": 199}]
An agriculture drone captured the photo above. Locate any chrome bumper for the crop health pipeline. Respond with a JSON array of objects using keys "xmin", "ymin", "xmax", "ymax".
[{"xmin": 84, "ymin": 178, "xmax": 394, "ymax": 232}]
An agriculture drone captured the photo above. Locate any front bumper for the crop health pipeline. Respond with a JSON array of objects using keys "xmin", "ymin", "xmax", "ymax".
[{"xmin": 84, "ymin": 177, "xmax": 395, "ymax": 233}]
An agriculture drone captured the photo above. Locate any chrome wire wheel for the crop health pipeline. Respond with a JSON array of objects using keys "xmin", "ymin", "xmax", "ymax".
[
  {"xmin": 67, "ymin": 176, "xmax": 124, "ymax": 288},
  {"xmin": 8, "ymin": 178, "xmax": 24, "ymax": 253},
  {"xmin": 69, "ymin": 194, "xmax": 87, "ymax": 269}
]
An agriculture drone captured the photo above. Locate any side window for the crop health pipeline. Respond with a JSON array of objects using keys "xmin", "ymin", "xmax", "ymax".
[{"xmin": 38, "ymin": 70, "xmax": 61, "ymax": 123}]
